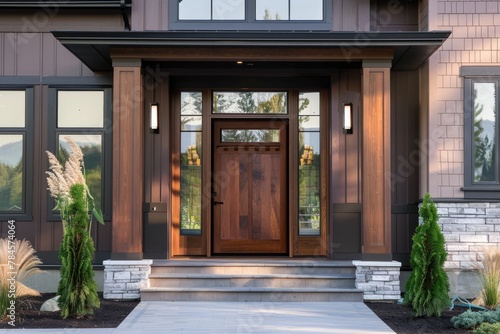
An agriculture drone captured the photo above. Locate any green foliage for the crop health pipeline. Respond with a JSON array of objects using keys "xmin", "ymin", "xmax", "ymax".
[
  {"xmin": 473, "ymin": 322, "xmax": 500, "ymax": 334},
  {"xmin": 404, "ymin": 193, "xmax": 450, "ymax": 317},
  {"xmin": 452, "ymin": 309, "xmax": 500, "ymax": 330},
  {"xmin": 57, "ymin": 184, "xmax": 100, "ymax": 318},
  {"xmin": 0, "ymin": 161, "xmax": 23, "ymax": 211}
]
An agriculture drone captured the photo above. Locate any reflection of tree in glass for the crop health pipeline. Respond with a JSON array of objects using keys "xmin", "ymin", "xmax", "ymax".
[
  {"xmin": 180, "ymin": 132, "xmax": 202, "ymax": 232},
  {"xmin": 263, "ymin": 8, "xmax": 281, "ymax": 20},
  {"xmin": 256, "ymin": 93, "xmax": 286, "ymax": 113},
  {"xmin": 59, "ymin": 143, "xmax": 102, "ymax": 210},
  {"xmin": 0, "ymin": 161, "xmax": 22, "ymax": 211},
  {"xmin": 181, "ymin": 92, "xmax": 202, "ymax": 114},
  {"xmin": 474, "ymin": 88, "xmax": 496, "ymax": 182}
]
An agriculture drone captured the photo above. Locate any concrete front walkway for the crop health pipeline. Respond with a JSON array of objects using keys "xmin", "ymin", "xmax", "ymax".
[{"xmin": 0, "ymin": 302, "xmax": 395, "ymax": 334}]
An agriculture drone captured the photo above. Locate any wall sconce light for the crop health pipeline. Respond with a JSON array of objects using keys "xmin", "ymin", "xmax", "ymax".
[
  {"xmin": 343, "ymin": 103, "xmax": 353, "ymax": 134},
  {"xmin": 150, "ymin": 103, "xmax": 159, "ymax": 133}
]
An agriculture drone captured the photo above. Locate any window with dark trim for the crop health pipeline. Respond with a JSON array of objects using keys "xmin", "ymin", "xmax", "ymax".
[
  {"xmin": 47, "ymin": 87, "xmax": 112, "ymax": 220},
  {"xmin": 0, "ymin": 88, "xmax": 33, "ymax": 220},
  {"xmin": 170, "ymin": 0, "xmax": 331, "ymax": 30},
  {"xmin": 463, "ymin": 67, "xmax": 500, "ymax": 198}
]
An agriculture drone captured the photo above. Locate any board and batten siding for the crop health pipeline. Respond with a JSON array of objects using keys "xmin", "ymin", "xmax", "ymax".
[{"xmin": 0, "ymin": 9, "xmax": 123, "ymax": 264}]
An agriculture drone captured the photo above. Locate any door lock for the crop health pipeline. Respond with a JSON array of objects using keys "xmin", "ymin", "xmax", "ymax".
[{"xmin": 212, "ymin": 200, "xmax": 224, "ymax": 205}]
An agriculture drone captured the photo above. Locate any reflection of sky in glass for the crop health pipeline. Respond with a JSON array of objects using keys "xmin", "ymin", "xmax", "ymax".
[
  {"xmin": 213, "ymin": 0, "xmax": 245, "ymax": 19},
  {"xmin": 0, "ymin": 91, "xmax": 25, "ymax": 127},
  {"xmin": 179, "ymin": 0, "xmax": 211, "ymax": 19},
  {"xmin": 181, "ymin": 132, "xmax": 202, "ymax": 156},
  {"xmin": 0, "ymin": 134, "xmax": 22, "ymax": 166},
  {"xmin": 290, "ymin": 0, "xmax": 323, "ymax": 20},
  {"xmin": 475, "ymin": 83, "xmax": 495, "ymax": 121},
  {"xmin": 299, "ymin": 92, "xmax": 320, "ymax": 115},
  {"xmin": 58, "ymin": 91, "xmax": 104, "ymax": 128},
  {"xmin": 181, "ymin": 116, "xmax": 202, "ymax": 131},
  {"xmin": 59, "ymin": 134, "xmax": 102, "ymax": 150},
  {"xmin": 179, "ymin": 0, "xmax": 323, "ymax": 21}
]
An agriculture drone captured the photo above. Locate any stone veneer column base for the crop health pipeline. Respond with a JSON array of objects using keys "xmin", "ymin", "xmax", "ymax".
[
  {"xmin": 103, "ymin": 260, "xmax": 152, "ymax": 300},
  {"xmin": 352, "ymin": 260, "xmax": 402, "ymax": 301}
]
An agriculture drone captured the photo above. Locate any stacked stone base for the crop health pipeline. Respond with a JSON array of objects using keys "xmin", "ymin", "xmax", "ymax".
[
  {"xmin": 352, "ymin": 261, "xmax": 401, "ymax": 301},
  {"xmin": 436, "ymin": 202, "xmax": 500, "ymax": 298},
  {"xmin": 103, "ymin": 260, "xmax": 152, "ymax": 300}
]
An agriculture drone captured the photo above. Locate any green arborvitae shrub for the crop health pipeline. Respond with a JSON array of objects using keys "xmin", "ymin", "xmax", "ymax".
[
  {"xmin": 403, "ymin": 193, "xmax": 450, "ymax": 317},
  {"xmin": 57, "ymin": 184, "xmax": 99, "ymax": 318},
  {"xmin": 473, "ymin": 322, "xmax": 500, "ymax": 334}
]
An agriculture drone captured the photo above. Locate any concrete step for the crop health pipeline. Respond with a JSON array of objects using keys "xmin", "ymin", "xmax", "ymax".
[
  {"xmin": 142, "ymin": 260, "xmax": 363, "ymax": 302},
  {"xmin": 141, "ymin": 287, "xmax": 364, "ymax": 302},
  {"xmin": 148, "ymin": 273, "xmax": 355, "ymax": 289},
  {"xmin": 149, "ymin": 260, "xmax": 356, "ymax": 276}
]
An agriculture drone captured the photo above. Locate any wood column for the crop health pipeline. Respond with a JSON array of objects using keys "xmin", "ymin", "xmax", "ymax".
[
  {"xmin": 362, "ymin": 60, "xmax": 392, "ymax": 258},
  {"xmin": 111, "ymin": 59, "xmax": 144, "ymax": 260}
]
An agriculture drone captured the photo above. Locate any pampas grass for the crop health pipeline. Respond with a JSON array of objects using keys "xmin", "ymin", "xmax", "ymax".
[{"xmin": 0, "ymin": 238, "xmax": 44, "ymax": 318}]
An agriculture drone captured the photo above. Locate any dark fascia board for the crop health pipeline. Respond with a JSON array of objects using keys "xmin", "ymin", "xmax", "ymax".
[
  {"xmin": 0, "ymin": 0, "xmax": 131, "ymax": 8},
  {"xmin": 52, "ymin": 30, "xmax": 451, "ymax": 72}
]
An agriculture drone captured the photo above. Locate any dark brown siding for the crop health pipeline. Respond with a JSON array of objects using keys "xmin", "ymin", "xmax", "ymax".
[
  {"xmin": 0, "ymin": 7, "xmax": 121, "ymax": 264},
  {"xmin": 370, "ymin": 0, "xmax": 419, "ymax": 31},
  {"xmin": 330, "ymin": 69, "xmax": 363, "ymax": 258},
  {"xmin": 391, "ymin": 70, "xmax": 420, "ymax": 267},
  {"xmin": 132, "ymin": 0, "xmax": 372, "ymax": 32}
]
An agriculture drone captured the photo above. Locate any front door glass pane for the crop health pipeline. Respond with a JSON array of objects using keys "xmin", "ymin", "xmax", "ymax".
[
  {"xmin": 0, "ymin": 91, "xmax": 25, "ymax": 127},
  {"xmin": 473, "ymin": 82, "xmax": 497, "ymax": 183},
  {"xmin": 0, "ymin": 134, "xmax": 23, "ymax": 212},
  {"xmin": 298, "ymin": 92, "xmax": 320, "ymax": 236},
  {"xmin": 213, "ymin": 92, "xmax": 287, "ymax": 114},
  {"xmin": 180, "ymin": 92, "xmax": 203, "ymax": 235},
  {"xmin": 213, "ymin": 0, "xmax": 245, "ymax": 19},
  {"xmin": 221, "ymin": 129, "xmax": 279, "ymax": 142}
]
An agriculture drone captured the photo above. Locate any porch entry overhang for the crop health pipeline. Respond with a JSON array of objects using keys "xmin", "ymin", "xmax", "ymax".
[
  {"xmin": 53, "ymin": 30, "xmax": 451, "ymax": 71},
  {"xmin": 52, "ymin": 31, "xmax": 450, "ymax": 260}
]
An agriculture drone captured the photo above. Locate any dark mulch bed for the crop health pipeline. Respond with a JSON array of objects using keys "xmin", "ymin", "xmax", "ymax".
[
  {"xmin": 0, "ymin": 293, "xmax": 139, "ymax": 329},
  {"xmin": 367, "ymin": 301, "xmax": 471, "ymax": 334},
  {"xmin": 2, "ymin": 294, "xmax": 477, "ymax": 332}
]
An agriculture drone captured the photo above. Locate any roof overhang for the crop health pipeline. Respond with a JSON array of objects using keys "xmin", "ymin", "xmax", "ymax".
[{"xmin": 52, "ymin": 31, "xmax": 451, "ymax": 72}]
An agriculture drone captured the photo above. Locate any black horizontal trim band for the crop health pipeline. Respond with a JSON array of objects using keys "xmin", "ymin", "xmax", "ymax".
[
  {"xmin": 0, "ymin": 0, "xmax": 131, "ymax": 8},
  {"xmin": 52, "ymin": 30, "xmax": 451, "ymax": 46}
]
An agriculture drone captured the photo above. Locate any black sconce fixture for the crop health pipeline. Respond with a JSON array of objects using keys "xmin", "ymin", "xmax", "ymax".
[
  {"xmin": 150, "ymin": 103, "xmax": 159, "ymax": 133},
  {"xmin": 343, "ymin": 103, "xmax": 353, "ymax": 134}
]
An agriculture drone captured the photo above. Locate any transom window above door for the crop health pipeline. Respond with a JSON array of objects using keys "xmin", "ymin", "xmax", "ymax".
[{"xmin": 170, "ymin": 0, "xmax": 331, "ymax": 30}]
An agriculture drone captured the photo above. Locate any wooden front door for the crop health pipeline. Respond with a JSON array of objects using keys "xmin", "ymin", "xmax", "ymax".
[{"xmin": 212, "ymin": 120, "xmax": 288, "ymax": 254}]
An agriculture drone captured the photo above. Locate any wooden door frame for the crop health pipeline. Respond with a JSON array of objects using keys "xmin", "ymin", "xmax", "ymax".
[{"xmin": 170, "ymin": 85, "xmax": 329, "ymax": 258}]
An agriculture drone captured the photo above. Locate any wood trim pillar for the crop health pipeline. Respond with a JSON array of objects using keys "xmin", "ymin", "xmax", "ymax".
[
  {"xmin": 362, "ymin": 60, "xmax": 392, "ymax": 258},
  {"xmin": 111, "ymin": 59, "xmax": 144, "ymax": 260}
]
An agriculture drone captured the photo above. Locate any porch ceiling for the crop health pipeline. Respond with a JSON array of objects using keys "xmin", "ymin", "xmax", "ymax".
[{"xmin": 52, "ymin": 30, "xmax": 451, "ymax": 72}]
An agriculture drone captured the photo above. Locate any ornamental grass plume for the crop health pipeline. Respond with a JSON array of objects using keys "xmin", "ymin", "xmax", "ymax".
[
  {"xmin": 46, "ymin": 136, "xmax": 103, "ymax": 319},
  {"xmin": 473, "ymin": 246, "xmax": 500, "ymax": 309},
  {"xmin": 0, "ymin": 238, "xmax": 44, "ymax": 318}
]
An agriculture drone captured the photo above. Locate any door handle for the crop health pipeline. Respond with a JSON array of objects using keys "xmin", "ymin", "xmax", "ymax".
[{"xmin": 212, "ymin": 201, "xmax": 224, "ymax": 205}]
